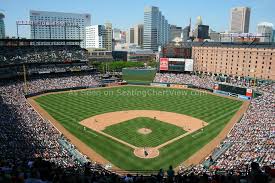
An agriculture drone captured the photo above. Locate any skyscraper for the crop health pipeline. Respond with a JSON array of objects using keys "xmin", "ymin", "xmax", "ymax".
[
  {"xmin": 134, "ymin": 24, "xmax": 144, "ymax": 47},
  {"xmin": 129, "ymin": 27, "xmax": 135, "ymax": 44},
  {"xmin": 230, "ymin": 7, "xmax": 251, "ymax": 33},
  {"xmin": 0, "ymin": 12, "xmax": 5, "ymax": 39},
  {"xmin": 143, "ymin": 6, "xmax": 169, "ymax": 51},
  {"xmin": 197, "ymin": 25, "xmax": 209, "ymax": 39},
  {"xmin": 30, "ymin": 10, "xmax": 91, "ymax": 48},
  {"xmin": 182, "ymin": 26, "xmax": 190, "ymax": 42},
  {"xmin": 195, "ymin": 16, "xmax": 203, "ymax": 27},
  {"xmin": 257, "ymin": 22, "xmax": 273, "ymax": 42},
  {"xmin": 104, "ymin": 22, "xmax": 112, "ymax": 51},
  {"xmin": 169, "ymin": 25, "xmax": 182, "ymax": 42},
  {"xmin": 193, "ymin": 16, "xmax": 203, "ymax": 39}
]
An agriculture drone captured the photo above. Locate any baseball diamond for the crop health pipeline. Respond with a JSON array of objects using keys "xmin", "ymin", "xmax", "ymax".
[{"xmin": 28, "ymin": 85, "xmax": 248, "ymax": 171}]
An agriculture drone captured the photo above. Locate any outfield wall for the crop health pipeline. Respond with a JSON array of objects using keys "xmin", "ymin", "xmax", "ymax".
[
  {"xmin": 213, "ymin": 90, "xmax": 251, "ymax": 100},
  {"xmin": 151, "ymin": 82, "xmax": 213, "ymax": 92},
  {"xmin": 25, "ymin": 85, "xmax": 102, "ymax": 98},
  {"xmin": 122, "ymin": 68, "xmax": 157, "ymax": 84}
]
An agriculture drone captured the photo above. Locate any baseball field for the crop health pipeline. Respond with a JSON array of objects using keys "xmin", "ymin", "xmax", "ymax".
[{"xmin": 29, "ymin": 85, "xmax": 247, "ymax": 171}]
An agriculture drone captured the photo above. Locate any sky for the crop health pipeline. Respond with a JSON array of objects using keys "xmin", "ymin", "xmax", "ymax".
[{"xmin": 1, "ymin": 0, "xmax": 275, "ymax": 38}]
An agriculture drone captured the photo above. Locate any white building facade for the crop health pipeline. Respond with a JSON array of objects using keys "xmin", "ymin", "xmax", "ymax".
[
  {"xmin": 29, "ymin": 10, "xmax": 91, "ymax": 48},
  {"xmin": 86, "ymin": 25, "xmax": 104, "ymax": 48},
  {"xmin": 85, "ymin": 23, "xmax": 112, "ymax": 51}
]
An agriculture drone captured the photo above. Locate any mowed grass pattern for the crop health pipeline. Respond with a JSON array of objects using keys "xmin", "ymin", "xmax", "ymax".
[
  {"xmin": 35, "ymin": 86, "xmax": 243, "ymax": 170},
  {"xmin": 103, "ymin": 117, "xmax": 186, "ymax": 147}
]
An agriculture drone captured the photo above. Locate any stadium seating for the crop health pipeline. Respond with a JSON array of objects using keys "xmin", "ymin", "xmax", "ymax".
[
  {"xmin": 0, "ymin": 45, "xmax": 88, "ymax": 65},
  {"xmin": 0, "ymin": 71, "xmax": 274, "ymax": 182}
]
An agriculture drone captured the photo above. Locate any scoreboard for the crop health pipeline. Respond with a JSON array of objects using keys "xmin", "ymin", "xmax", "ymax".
[{"xmin": 159, "ymin": 58, "xmax": 194, "ymax": 72}]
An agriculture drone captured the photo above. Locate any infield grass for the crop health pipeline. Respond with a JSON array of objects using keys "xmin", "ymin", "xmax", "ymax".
[
  {"xmin": 34, "ymin": 86, "xmax": 243, "ymax": 170},
  {"xmin": 103, "ymin": 117, "xmax": 186, "ymax": 147}
]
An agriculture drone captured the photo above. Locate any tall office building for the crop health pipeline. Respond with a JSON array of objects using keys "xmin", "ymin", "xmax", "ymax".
[
  {"xmin": 257, "ymin": 22, "xmax": 273, "ymax": 42},
  {"xmin": 0, "ymin": 12, "xmax": 5, "ymax": 39},
  {"xmin": 197, "ymin": 25, "xmax": 209, "ymax": 39},
  {"xmin": 103, "ymin": 22, "xmax": 112, "ymax": 51},
  {"xmin": 128, "ymin": 27, "xmax": 135, "ymax": 44},
  {"xmin": 29, "ymin": 10, "xmax": 91, "ymax": 48},
  {"xmin": 143, "ymin": 6, "xmax": 169, "ymax": 51},
  {"xmin": 273, "ymin": 30, "xmax": 275, "ymax": 42},
  {"xmin": 85, "ymin": 25, "xmax": 104, "ymax": 48},
  {"xmin": 230, "ymin": 7, "xmax": 251, "ymax": 33},
  {"xmin": 182, "ymin": 26, "xmax": 190, "ymax": 41},
  {"xmin": 195, "ymin": 16, "xmax": 203, "ymax": 27},
  {"xmin": 169, "ymin": 25, "xmax": 182, "ymax": 42},
  {"xmin": 193, "ymin": 16, "xmax": 206, "ymax": 40},
  {"xmin": 134, "ymin": 24, "xmax": 144, "ymax": 47}
]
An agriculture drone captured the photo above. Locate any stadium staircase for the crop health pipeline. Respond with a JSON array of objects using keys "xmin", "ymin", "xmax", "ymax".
[
  {"xmin": 58, "ymin": 138, "xmax": 89, "ymax": 165},
  {"xmin": 203, "ymin": 142, "xmax": 233, "ymax": 168}
]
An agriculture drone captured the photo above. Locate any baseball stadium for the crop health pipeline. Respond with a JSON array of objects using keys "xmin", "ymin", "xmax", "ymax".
[{"xmin": 0, "ymin": 38, "xmax": 274, "ymax": 182}]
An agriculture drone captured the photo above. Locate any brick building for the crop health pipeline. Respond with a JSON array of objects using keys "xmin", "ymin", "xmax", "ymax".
[{"xmin": 192, "ymin": 42, "xmax": 275, "ymax": 80}]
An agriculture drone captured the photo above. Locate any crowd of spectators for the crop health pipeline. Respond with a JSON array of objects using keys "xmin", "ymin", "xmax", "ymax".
[
  {"xmin": 26, "ymin": 74, "xmax": 100, "ymax": 94},
  {"xmin": 1, "ymin": 160, "xmax": 272, "ymax": 182},
  {"xmin": 154, "ymin": 73, "xmax": 216, "ymax": 89},
  {"xmin": 0, "ymin": 71, "xmax": 274, "ymax": 182},
  {"xmin": 154, "ymin": 73, "xmax": 271, "ymax": 89},
  {"xmin": 28, "ymin": 65, "xmax": 92, "ymax": 74},
  {"xmin": 0, "ymin": 45, "xmax": 88, "ymax": 65},
  {"xmin": 155, "ymin": 73, "xmax": 274, "ymax": 172},
  {"xmin": 214, "ymin": 84, "xmax": 274, "ymax": 170},
  {"xmin": 0, "ymin": 74, "xmax": 103, "ymax": 182}
]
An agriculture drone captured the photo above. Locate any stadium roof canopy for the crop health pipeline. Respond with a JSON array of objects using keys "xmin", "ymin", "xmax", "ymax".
[
  {"xmin": 191, "ymin": 42, "xmax": 275, "ymax": 48},
  {"xmin": 0, "ymin": 38, "xmax": 82, "ymax": 46}
]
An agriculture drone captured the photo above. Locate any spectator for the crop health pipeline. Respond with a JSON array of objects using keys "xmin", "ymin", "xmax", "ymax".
[{"xmin": 167, "ymin": 165, "xmax": 174, "ymax": 183}]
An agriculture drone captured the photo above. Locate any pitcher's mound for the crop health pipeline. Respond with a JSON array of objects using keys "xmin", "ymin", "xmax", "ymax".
[
  {"xmin": 137, "ymin": 128, "xmax": 152, "ymax": 134},
  {"xmin": 134, "ymin": 147, "xmax": 159, "ymax": 159}
]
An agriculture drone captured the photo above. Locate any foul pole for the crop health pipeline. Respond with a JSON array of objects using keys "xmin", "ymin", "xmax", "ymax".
[{"xmin": 23, "ymin": 64, "xmax": 28, "ymax": 94}]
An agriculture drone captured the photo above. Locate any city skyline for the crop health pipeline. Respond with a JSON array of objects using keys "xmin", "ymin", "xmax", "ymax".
[{"xmin": 1, "ymin": 0, "xmax": 275, "ymax": 38}]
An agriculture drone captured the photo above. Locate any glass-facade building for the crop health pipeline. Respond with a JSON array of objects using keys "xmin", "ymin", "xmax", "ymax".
[
  {"xmin": 0, "ymin": 12, "xmax": 5, "ymax": 39},
  {"xmin": 143, "ymin": 6, "xmax": 169, "ymax": 52}
]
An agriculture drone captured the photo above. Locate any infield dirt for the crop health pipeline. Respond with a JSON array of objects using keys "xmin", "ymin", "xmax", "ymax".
[{"xmin": 27, "ymin": 86, "xmax": 249, "ymax": 171}]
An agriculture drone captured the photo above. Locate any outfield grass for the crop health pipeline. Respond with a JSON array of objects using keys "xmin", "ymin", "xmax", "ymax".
[
  {"xmin": 103, "ymin": 117, "xmax": 186, "ymax": 147},
  {"xmin": 35, "ymin": 86, "xmax": 243, "ymax": 170}
]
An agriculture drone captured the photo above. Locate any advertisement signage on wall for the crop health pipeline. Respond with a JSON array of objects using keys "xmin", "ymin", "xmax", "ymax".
[
  {"xmin": 159, "ymin": 58, "xmax": 169, "ymax": 71},
  {"xmin": 185, "ymin": 59, "xmax": 194, "ymax": 71},
  {"xmin": 150, "ymin": 83, "xmax": 168, "ymax": 87},
  {"xmin": 170, "ymin": 84, "xmax": 188, "ymax": 88},
  {"xmin": 246, "ymin": 88, "xmax": 253, "ymax": 97}
]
